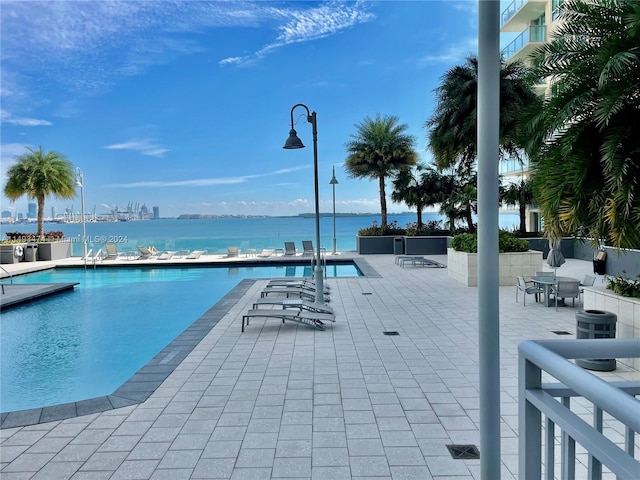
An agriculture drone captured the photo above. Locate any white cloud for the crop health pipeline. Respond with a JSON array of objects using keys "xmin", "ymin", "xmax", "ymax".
[
  {"xmin": 103, "ymin": 139, "xmax": 169, "ymax": 157},
  {"xmin": 107, "ymin": 165, "xmax": 310, "ymax": 188},
  {"xmin": 417, "ymin": 37, "xmax": 478, "ymax": 66},
  {"xmin": 0, "ymin": 109, "xmax": 52, "ymax": 126},
  {"xmin": 220, "ymin": 0, "xmax": 375, "ymax": 66}
]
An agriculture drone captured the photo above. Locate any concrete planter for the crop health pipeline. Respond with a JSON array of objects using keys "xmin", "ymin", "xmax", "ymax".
[
  {"xmin": 357, "ymin": 236, "xmax": 396, "ymax": 254},
  {"xmin": 583, "ymin": 288, "xmax": 640, "ymax": 370},
  {"xmin": 403, "ymin": 236, "xmax": 449, "ymax": 255},
  {"xmin": 37, "ymin": 241, "xmax": 72, "ymax": 261},
  {"xmin": 0, "ymin": 244, "xmax": 25, "ymax": 264},
  {"xmin": 447, "ymin": 248, "xmax": 543, "ymax": 287}
]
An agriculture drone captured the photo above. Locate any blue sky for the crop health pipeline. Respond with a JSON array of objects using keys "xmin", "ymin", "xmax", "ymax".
[{"xmin": 1, "ymin": 0, "xmax": 484, "ymax": 218}]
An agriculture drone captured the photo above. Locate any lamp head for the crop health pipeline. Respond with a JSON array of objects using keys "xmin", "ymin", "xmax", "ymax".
[
  {"xmin": 283, "ymin": 128, "xmax": 305, "ymax": 149},
  {"xmin": 330, "ymin": 166, "xmax": 339, "ymax": 185},
  {"xmin": 75, "ymin": 168, "xmax": 83, "ymax": 187}
]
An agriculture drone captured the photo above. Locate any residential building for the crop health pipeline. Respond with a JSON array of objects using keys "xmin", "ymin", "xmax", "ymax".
[{"xmin": 499, "ymin": 0, "xmax": 564, "ymax": 232}]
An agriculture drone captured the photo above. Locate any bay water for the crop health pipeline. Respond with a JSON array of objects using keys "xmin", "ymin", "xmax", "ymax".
[{"xmin": 4, "ymin": 212, "xmax": 521, "ymax": 256}]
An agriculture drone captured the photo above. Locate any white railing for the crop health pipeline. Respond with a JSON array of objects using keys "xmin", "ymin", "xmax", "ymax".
[
  {"xmin": 519, "ymin": 339, "xmax": 640, "ymax": 479},
  {"xmin": 502, "ymin": 25, "xmax": 546, "ymax": 60}
]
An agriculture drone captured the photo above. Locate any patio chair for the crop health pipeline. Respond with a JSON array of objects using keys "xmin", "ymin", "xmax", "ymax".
[
  {"xmin": 257, "ymin": 249, "xmax": 273, "ymax": 258},
  {"xmin": 226, "ymin": 246, "xmax": 240, "ymax": 257},
  {"xmin": 536, "ymin": 271, "xmax": 555, "ymax": 277},
  {"xmin": 283, "ymin": 242, "xmax": 297, "ymax": 256},
  {"xmin": 553, "ymin": 280, "xmax": 582, "ymax": 311},
  {"xmin": 579, "ymin": 274, "xmax": 596, "ymax": 295},
  {"xmin": 186, "ymin": 250, "xmax": 206, "ymax": 259},
  {"xmin": 242, "ymin": 308, "xmax": 335, "ymax": 332},
  {"xmin": 516, "ymin": 276, "xmax": 544, "ymax": 306},
  {"xmin": 302, "ymin": 240, "xmax": 314, "ymax": 256}
]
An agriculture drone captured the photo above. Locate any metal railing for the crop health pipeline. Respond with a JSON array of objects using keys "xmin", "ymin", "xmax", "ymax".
[
  {"xmin": 519, "ymin": 339, "xmax": 640, "ymax": 479},
  {"xmin": 501, "ymin": 0, "xmax": 527, "ymax": 26},
  {"xmin": 502, "ymin": 25, "xmax": 546, "ymax": 60},
  {"xmin": 0, "ymin": 265, "xmax": 13, "ymax": 294}
]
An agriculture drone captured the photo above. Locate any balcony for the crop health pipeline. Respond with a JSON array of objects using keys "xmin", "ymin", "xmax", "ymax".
[
  {"xmin": 501, "ymin": 0, "xmax": 548, "ymax": 32},
  {"xmin": 502, "ymin": 25, "xmax": 546, "ymax": 63}
]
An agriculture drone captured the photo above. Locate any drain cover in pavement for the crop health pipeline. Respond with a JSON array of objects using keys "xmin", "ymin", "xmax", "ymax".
[
  {"xmin": 552, "ymin": 330, "xmax": 572, "ymax": 335},
  {"xmin": 362, "ymin": 292, "xmax": 373, "ymax": 295},
  {"xmin": 383, "ymin": 331, "xmax": 399, "ymax": 336},
  {"xmin": 446, "ymin": 444, "xmax": 480, "ymax": 459}
]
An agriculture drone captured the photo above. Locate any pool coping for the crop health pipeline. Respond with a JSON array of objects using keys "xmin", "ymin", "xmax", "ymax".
[{"xmin": 0, "ymin": 258, "xmax": 377, "ymax": 429}]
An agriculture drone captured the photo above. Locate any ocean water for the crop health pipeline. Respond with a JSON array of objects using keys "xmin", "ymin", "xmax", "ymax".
[{"xmin": 3, "ymin": 213, "xmax": 521, "ymax": 256}]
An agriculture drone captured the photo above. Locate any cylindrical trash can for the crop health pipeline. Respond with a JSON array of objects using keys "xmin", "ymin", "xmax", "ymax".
[
  {"xmin": 25, "ymin": 243, "xmax": 38, "ymax": 262},
  {"xmin": 393, "ymin": 237, "xmax": 404, "ymax": 255},
  {"xmin": 575, "ymin": 310, "xmax": 617, "ymax": 371}
]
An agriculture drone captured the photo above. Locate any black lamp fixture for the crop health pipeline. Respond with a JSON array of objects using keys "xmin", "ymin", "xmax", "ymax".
[{"xmin": 283, "ymin": 103, "xmax": 324, "ymax": 304}]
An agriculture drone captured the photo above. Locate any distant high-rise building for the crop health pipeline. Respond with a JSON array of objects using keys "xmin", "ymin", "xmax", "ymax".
[
  {"xmin": 153, "ymin": 206, "xmax": 160, "ymax": 219},
  {"xmin": 27, "ymin": 203, "xmax": 37, "ymax": 219},
  {"xmin": 51, "ymin": 206, "xmax": 58, "ymax": 220},
  {"xmin": 1, "ymin": 210, "xmax": 12, "ymax": 219}
]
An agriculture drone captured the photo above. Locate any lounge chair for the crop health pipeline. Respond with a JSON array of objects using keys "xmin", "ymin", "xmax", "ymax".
[
  {"xmin": 252, "ymin": 298, "xmax": 334, "ymax": 314},
  {"xmin": 269, "ymin": 278, "xmax": 331, "ymax": 289},
  {"xmin": 186, "ymin": 250, "xmax": 206, "ymax": 259},
  {"xmin": 104, "ymin": 242, "xmax": 122, "ymax": 260},
  {"xmin": 242, "ymin": 308, "xmax": 335, "ymax": 332},
  {"xmin": 157, "ymin": 251, "xmax": 175, "ymax": 260},
  {"xmin": 283, "ymin": 242, "xmax": 297, "ymax": 256},
  {"xmin": 302, "ymin": 240, "xmax": 314, "ymax": 256},
  {"xmin": 260, "ymin": 287, "xmax": 330, "ymax": 302},
  {"xmin": 399, "ymin": 256, "xmax": 446, "ymax": 268},
  {"xmin": 267, "ymin": 279, "xmax": 330, "ymax": 293},
  {"xmin": 227, "ymin": 246, "xmax": 239, "ymax": 257},
  {"xmin": 257, "ymin": 249, "xmax": 273, "ymax": 258},
  {"xmin": 137, "ymin": 246, "xmax": 158, "ymax": 259}
]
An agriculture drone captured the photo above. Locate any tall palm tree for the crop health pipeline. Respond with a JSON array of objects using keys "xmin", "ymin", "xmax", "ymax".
[
  {"xmin": 426, "ymin": 56, "xmax": 540, "ymax": 172},
  {"xmin": 4, "ymin": 146, "xmax": 76, "ymax": 238},
  {"xmin": 391, "ymin": 163, "xmax": 443, "ymax": 230},
  {"xmin": 345, "ymin": 114, "xmax": 418, "ymax": 229},
  {"xmin": 523, "ymin": 0, "xmax": 640, "ymax": 249},
  {"xmin": 500, "ymin": 178, "xmax": 533, "ymax": 234}
]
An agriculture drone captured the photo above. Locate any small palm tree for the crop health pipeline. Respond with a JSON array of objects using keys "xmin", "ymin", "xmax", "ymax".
[
  {"xmin": 345, "ymin": 114, "xmax": 418, "ymax": 229},
  {"xmin": 523, "ymin": 0, "xmax": 640, "ymax": 248},
  {"xmin": 426, "ymin": 56, "xmax": 540, "ymax": 172},
  {"xmin": 4, "ymin": 146, "xmax": 76, "ymax": 238},
  {"xmin": 500, "ymin": 178, "xmax": 533, "ymax": 234}
]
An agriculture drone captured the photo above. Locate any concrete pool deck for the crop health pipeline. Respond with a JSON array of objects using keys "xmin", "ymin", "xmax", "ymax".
[{"xmin": 1, "ymin": 254, "xmax": 638, "ymax": 479}]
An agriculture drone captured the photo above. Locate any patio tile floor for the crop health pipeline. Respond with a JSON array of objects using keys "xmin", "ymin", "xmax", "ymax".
[{"xmin": 1, "ymin": 255, "xmax": 638, "ymax": 479}]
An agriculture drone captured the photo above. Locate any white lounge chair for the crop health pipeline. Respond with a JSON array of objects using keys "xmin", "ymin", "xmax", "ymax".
[
  {"xmin": 242, "ymin": 308, "xmax": 335, "ymax": 332},
  {"xmin": 186, "ymin": 250, "xmax": 206, "ymax": 259},
  {"xmin": 257, "ymin": 249, "xmax": 273, "ymax": 258},
  {"xmin": 137, "ymin": 246, "xmax": 158, "ymax": 259},
  {"xmin": 157, "ymin": 251, "xmax": 175, "ymax": 260},
  {"xmin": 226, "ymin": 246, "xmax": 239, "ymax": 257},
  {"xmin": 104, "ymin": 242, "xmax": 122, "ymax": 260},
  {"xmin": 267, "ymin": 279, "xmax": 330, "ymax": 293},
  {"xmin": 252, "ymin": 298, "xmax": 334, "ymax": 315}
]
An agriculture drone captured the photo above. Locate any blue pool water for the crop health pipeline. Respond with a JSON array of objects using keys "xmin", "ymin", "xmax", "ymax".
[{"xmin": 1, "ymin": 264, "xmax": 359, "ymax": 412}]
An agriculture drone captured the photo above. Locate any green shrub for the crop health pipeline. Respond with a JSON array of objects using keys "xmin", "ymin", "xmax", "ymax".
[
  {"xmin": 358, "ymin": 220, "xmax": 406, "ymax": 236},
  {"xmin": 2, "ymin": 231, "xmax": 65, "ymax": 242},
  {"xmin": 405, "ymin": 220, "xmax": 449, "ymax": 236},
  {"xmin": 450, "ymin": 230, "xmax": 529, "ymax": 253},
  {"xmin": 606, "ymin": 272, "xmax": 640, "ymax": 298}
]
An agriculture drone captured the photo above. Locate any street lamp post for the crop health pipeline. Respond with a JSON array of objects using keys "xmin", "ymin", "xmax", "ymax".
[
  {"xmin": 329, "ymin": 166, "xmax": 339, "ymax": 255},
  {"xmin": 75, "ymin": 168, "xmax": 87, "ymax": 259},
  {"xmin": 283, "ymin": 103, "xmax": 324, "ymax": 304}
]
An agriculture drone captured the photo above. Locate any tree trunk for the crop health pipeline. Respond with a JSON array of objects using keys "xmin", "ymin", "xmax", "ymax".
[
  {"xmin": 37, "ymin": 195, "xmax": 45, "ymax": 239},
  {"xmin": 465, "ymin": 204, "xmax": 475, "ymax": 233},
  {"xmin": 379, "ymin": 175, "xmax": 387, "ymax": 229},
  {"xmin": 416, "ymin": 204, "xmax": 423, "ymax": 230},
  {"xmin": 519, "ymin": 200, "xmax": 527, "ymax": 233}
]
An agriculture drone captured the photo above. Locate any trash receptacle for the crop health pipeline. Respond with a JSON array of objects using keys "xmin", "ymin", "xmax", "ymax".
[
  {"xmin": 25, "ymin": 243, "xmax": 38, "ymax": 262},
  {"xmin": 593, "ymin": 250, "xmax": 606, "ymax": 275},
  {"xmin": 575, "ymin": 310, "xmax": 617, "ymax": 371},
  {"xmin": 393, "ymin": 237, "xmax": 404, "ymax": 255}
]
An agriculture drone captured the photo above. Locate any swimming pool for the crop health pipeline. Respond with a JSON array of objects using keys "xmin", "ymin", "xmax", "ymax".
[{"xmin": 1, "ymin": 264, "xmax": 360, "ymax": 413}]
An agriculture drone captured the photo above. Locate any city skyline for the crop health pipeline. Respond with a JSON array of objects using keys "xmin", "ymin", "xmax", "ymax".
[{"xmin": 1, "ymin": 1, "xmax": 487, "ymax": 218}]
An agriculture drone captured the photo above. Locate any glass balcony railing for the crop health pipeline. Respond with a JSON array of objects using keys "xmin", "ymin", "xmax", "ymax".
[
  {"xmin": 501, "ymin": 0, "xmax": 526, "ymax": 27},
  {"xmin": 502, "ymin": 25, "xmax": 546, "ymax": 60}
]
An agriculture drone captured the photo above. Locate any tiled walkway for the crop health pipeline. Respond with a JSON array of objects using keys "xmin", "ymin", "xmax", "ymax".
[{"xmin": 1, "ymin": 255, "xmax": 637, "ymax": 479}]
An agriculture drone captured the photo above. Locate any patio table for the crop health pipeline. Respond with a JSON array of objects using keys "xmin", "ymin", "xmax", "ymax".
[{"xmin": 531, "ymin": 275, "xmax": 579, "ymax": 307}]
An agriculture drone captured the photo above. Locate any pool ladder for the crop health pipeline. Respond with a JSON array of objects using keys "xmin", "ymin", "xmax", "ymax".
[
  {"xmin": 309, "ymin": 247, "xmax": 328, "ymax": 277},
  {"xmin": 83, "ymin": 248, "xmax": 104, "ymax": 269}
]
